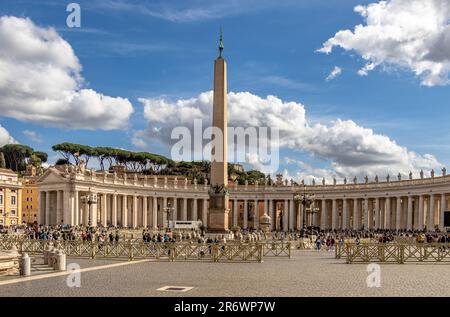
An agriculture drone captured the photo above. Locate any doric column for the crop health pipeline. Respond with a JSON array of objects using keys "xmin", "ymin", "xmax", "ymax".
[
  {"xmin": 112, "ymin": 193, "xmax": 117, "ymax": 227},
  {"xmin": 413, "ymin": 197, "xmax": 419, "ymax": 230},
  {"xmin": 243, "ymin": 199, "xmax": 248, "ymax": 229},
  {"xmin": 331, "ymin": 199, "xmax": 338, "ymax": 230},
  {"xmin": 374, "ymin": 198, "xmax": 380, "ymax": 229},
  {"xmin": 440, "ymin": 194, "xmax": 446, "ymax": 231},
  {"xmin": 407, "ymin": 195, "xmax": 413, "ymax": 230},
  {"xmin": 352, "ymin": 199, "xmax": 358, "ymax": 230},
  {"xmin": 202, "ymin": 199, "xmax": 208, "ymax": 228},
  {"xmin": 289, "ymin": 199, "xmax": 294, "ymax": 231},
  {"xmin": 172, "ymin": 197, "xmax": 178, "ymax": 223},
  {"xmin": 152, "ymin": 196, "xmax": 158, "ymax": 229},
  {"xmin": 298, "ymin": 200, "xmax": 303, "ymax": 230},
  {"xmin": 192, "ymin": 198, "xmax": 198, "ymax": 221},
  {"xmin": 233, "ymin": 199, "xmax": 238, "ymax": 227},
  {"xmin": 269, "ymin": 200, "xmax": 274, "ymax": 230},
  {"xmin": 56, "ymin": 191, "xmax": 62, "ymax": 225},
  {"xmin": 142, "ymin": 196, "xmax": 148, "ymax": 228},
  {"xmin": 363, "ymin": 198, "xmax": 369, "ymax": 230},
  {"xmin": 342, "ymin": 199, "xmax": 348, "ymax": 229},
  {"xmin": 418, "ymin": 195, "xmax": 424, "ymax": 230},
  {"xmin": 395, "ymin": 197, "xmax": 401, "ymax": 231},
  {"xmin": 162, "ymin": 196, "xmax": 168, "ymax": 227},
  {"xmin": 283, "ymin": 199, "xmax": 289, "ymax": 232},
  {"xmin": 45, "ymin": 191, "xmax": 51, "ymax": 225},
  {"xmin": 122, "ymin": 195, "xmax": 128, "ymax": 227},
  {"xmin": 254, "ymin": 199, "xmax": 259, "ymax": 229},
  {"xmin": 428, "ymin": 194, "xmax": 435, "ymax": 231},
  {"xmin": 182, "ymin": 198, "xmax": 188, "ymax": 221},
  {"xmin": 101, "ymin": 194, "xmax": 108, "ymax": 227},
  {"xmin": 321, "ymin": 200, "xmax": 327, "ymax": 229},
  {"xmin": 385, "ymin": 197, "xmax": 391, "ymax": 229},
  {"xmin": 74, "ymin": 190, "xmax": 79, "ymax": 226}
]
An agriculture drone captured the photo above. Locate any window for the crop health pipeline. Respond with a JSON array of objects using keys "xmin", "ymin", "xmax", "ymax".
[
  {"xmin": 30, "ymin": 197, "xmax": 32, "ymax": 202},
  {"xmin": 0, "ymin": 209, "xmax": 2, "ymax": 215},
  {"xmin": 23, "ymin": 214, "xmax": 25, "ymax": 218},
  {"xmin": 0, "ymin": 219, "xmax": 3, "ymax": 225},
  {"xmin": 11, "ymin": 196, "xmax": 16, "ymax": 205},
  {"xmin": 11, "ymin": 210, "xmax": 16, "ymax": 215},
  {"xmin": 0, "ymin": 195, "xmax": 2, "ymax": 204}
]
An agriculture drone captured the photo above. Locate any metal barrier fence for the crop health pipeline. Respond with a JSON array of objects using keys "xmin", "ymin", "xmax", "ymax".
[
  {"xmin": 0, "ymin": 238, "xmax": 292, "ymax": 262},
  {"xmin": 345, "ymin": 243, "xmax": 450, "ymax": 264}
]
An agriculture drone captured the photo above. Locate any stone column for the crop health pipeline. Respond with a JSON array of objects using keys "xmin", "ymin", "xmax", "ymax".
[
  {"xmin": 331, "ymin": 199, "xmax": 338, "ymax": 230},
  {"xmin": 283, "ymin": 199, "xmax": 289, "ymax": 232},
  {"xmin": 243, "ymin": 199, "xmax": 248, "ymax": 229},
  {"xmin": 112, "ymin": 194, "xmax": 118, "ymax": 227},
  {"xmin": 321, "ymin": 200, "xmax": 327, "ymax": 229},
  {"xmin": 172, "ymin": 197, "xmax": 178, "ymax": 223},
  {"xmin": 152, "ymin": 196, "xmax": 158, "ymax": 229},
  {"xmin": 74, "ymin": 190, "xmax": 79, "ymax": 226},
  {"xmin": 418, "ymin": 195, "xmax": 424, "ymax": 230},
  {"xmin": 202, "ymin": 199, "xmax": 208, "ymax": 228},
  {"xmin": 45, "ymin": 191, "xmax": 51, "ymax": 226},
  {"xmin": 56, "ymin": 191, "xmax": 62, "ymax": 225},
  {"xmin": 428, "ymin": 194, "xmax": 435, "ymax": 231},
  {"xmin": 407, "ymin": 195, "xmax": 413, "ymax": 230},
  {"xmin": 162, "ymin": 197, "xmax": 168, "ymax": 228},
  {"xmin": 269, "ymin": 200, "xmax": 274, "ymax": 230},
  {"xmin": 122, "ymin": 195, "xmax": 128, "ymax": 228},
  {"xmin": 254, "ymin": 199, "xmax": 259, "ymax": 229},
  {"xmin": 342, "ymin": 199, "xmax": 348, "ymax": 229},
  {"xmin": 182, "ymin": 198, "xmax": 188, "ymax": 221},
  {"xmin": 192, "ymin": 198, "xmax": 198, "ymax": 222},
  {"xmin": 142, "ymin": 196, "xmax": 148, "ymax": 228},
  {"xmin": 289, "ymin": 199, "xmax": 294, "ymax": 231},
  {"xmin": 440, "ymin": 194, "xmax": 446, "ymax": 231},
  {"xmin": 233, "ymin": 199, "xmax": 238, "ymax": 227},
  {"xmin": 363, "ymin": 198, "xmax": 369, "ymax": 230},
  {"xmin": 297, "ymin": 200, "xmax": 302, "ymax": 230},
  {"xmin": 352, "ymin": 199, "xmax": 358, "ymax": 229},
  {"xmin": 395, "ymin": 197, "xmax": 401, "ymax": 231},
  {"xmin": 101, "ymin": 194, "xmax": 108, "ymax": 227},
  {"xmin": 385, "ymin": 197, "xmax": 391, "ymax": 229},
  {"xmin": 374, "ymin": 198, "xmax": 380, "ymax": 229}
]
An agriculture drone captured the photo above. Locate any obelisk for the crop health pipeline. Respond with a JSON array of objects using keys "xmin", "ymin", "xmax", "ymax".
[{"xmin": 208, "ymin": 29, "xmax": 230, "ymax": 233}]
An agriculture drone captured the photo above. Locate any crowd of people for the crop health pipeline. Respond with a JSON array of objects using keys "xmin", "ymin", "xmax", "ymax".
[{"xmin": 1, "ymin": 224, "xmax": 450, "ymax": 248}]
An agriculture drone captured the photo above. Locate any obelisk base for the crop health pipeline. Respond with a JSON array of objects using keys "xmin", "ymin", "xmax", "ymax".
[{"xmin": 207, "ymin": 192, "xmax": 230, "ymax": 234}]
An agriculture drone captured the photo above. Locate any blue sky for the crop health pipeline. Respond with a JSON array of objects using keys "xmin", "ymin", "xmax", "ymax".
[{"xmin": 0, "ymin": 0, "xmax": 449, "ymax": 181}]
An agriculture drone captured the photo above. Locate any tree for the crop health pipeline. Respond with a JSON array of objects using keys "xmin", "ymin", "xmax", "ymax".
[
  {"xmin": 55, "ymin": 158, "xmax": 70, "ymax": 165},
  {"xmin": 0, "ymin": 152, "xmax": 5, "ymax": 169},
  {"xmin": 0, "ymin": 144, "xmax": 34, "ymax": 171},
  {"xmin": 33, "ymin": 151, "xmax": 48, "ymax": 163}
]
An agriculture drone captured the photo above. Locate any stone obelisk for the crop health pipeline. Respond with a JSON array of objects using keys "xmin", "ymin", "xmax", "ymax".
[{"xmin": 208, "ymin": 29, "xmax": 230, "ymax": 233}]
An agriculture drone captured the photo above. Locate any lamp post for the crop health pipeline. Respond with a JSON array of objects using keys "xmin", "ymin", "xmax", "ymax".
[
  {"xmin": 294, "ymin": 185, "xmax": 319, "ymax": 237},
  {"xmin": 163, "ymin": 200, "xmax": 175, "ymax": 230},
  {"xmin": 80, "ymin": 188, "xmax": 97, "ymax": 229}
]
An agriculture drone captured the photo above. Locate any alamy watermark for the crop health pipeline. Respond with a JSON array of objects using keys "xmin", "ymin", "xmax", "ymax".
[
  {"xmin": 171, "ymin": 119, "xmax": 280, "ymax": 173},
  {"xmin": 66, "ymin": 3, "xmax": 81, "ymax": 28},
  {"xmin": 66, "ymin": 263, "xmax": 81, "ymax": 288},
  {"xmin": 366, "ymin": 263, "xmax": 381, "ymax": 288}
]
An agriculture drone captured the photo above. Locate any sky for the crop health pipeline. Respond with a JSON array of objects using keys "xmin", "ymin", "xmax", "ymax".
[{"xmin": 0, "ymin": 0, "xmax": 449, "ymax": 183}]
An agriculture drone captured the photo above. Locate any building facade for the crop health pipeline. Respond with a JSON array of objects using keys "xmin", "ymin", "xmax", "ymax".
[
  {"xmin": 37, "ymin": 165, "xmax": 450, "ymax": 232},
  {"xmin": 0, "ymin": 168, "xmax": 22, "ymax": 227}
]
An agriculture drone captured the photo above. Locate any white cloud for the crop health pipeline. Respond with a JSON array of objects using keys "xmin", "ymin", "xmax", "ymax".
[
  {"xmin": 325, "ymin": 66, "xmax": 342, "ymax": 81},
  {"xmin": 23, "ymin": 130, "xmax": 42, "ymax": 144},
  {"xmin": 318, "ymin": 0, "xmax": 450, "ymax": 86},
  {"xmin": 137, "ymin": 90, "xmax": 442, "ymax": 179},
  {"xmin": 0, "ymin": 16, "xmax": 134, "ymax": 129},
  {"xmin": 0, "ymin": 125, "xmax": 16, "ymax": 146}
]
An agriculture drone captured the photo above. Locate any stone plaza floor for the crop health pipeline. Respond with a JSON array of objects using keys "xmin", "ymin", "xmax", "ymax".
[{"xmin": 1, "ymin": 250, "xmax": 450, "ymax": 296}]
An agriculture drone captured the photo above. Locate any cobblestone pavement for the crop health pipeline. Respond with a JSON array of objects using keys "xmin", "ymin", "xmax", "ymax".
[{"xmin": 1, "ymin": 250, "xmax": 450, "ymax": 296}]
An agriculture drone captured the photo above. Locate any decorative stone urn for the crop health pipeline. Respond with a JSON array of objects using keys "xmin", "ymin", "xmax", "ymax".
[{"xmin": 259, "ymin": 213, "xmax": 272, "ymax": 233}]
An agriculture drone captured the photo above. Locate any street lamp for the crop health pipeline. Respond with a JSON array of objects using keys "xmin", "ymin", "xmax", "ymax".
[
  {"xmin": 163, "ymin": 200, "xmax": 175, "ymax": 230},
  {"xmin": 294, "ymin": 185, "xmax": 319, "ymax": 237},
  {"xmin": 80, "ymin": 188, "xmax": 97, "ymax": 229}
]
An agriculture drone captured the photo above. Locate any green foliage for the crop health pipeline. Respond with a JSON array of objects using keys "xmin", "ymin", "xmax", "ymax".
[
  {"xmin": 0, "ymin": 152, "xmax": 5, "ymax": 169},
  {"xmin": 0, "ymin": 144, "xmax": 46, "ymax": 172},
  {"xmin": 55, "ymin": 158, "xmax": 70, "ymax": 165}
]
